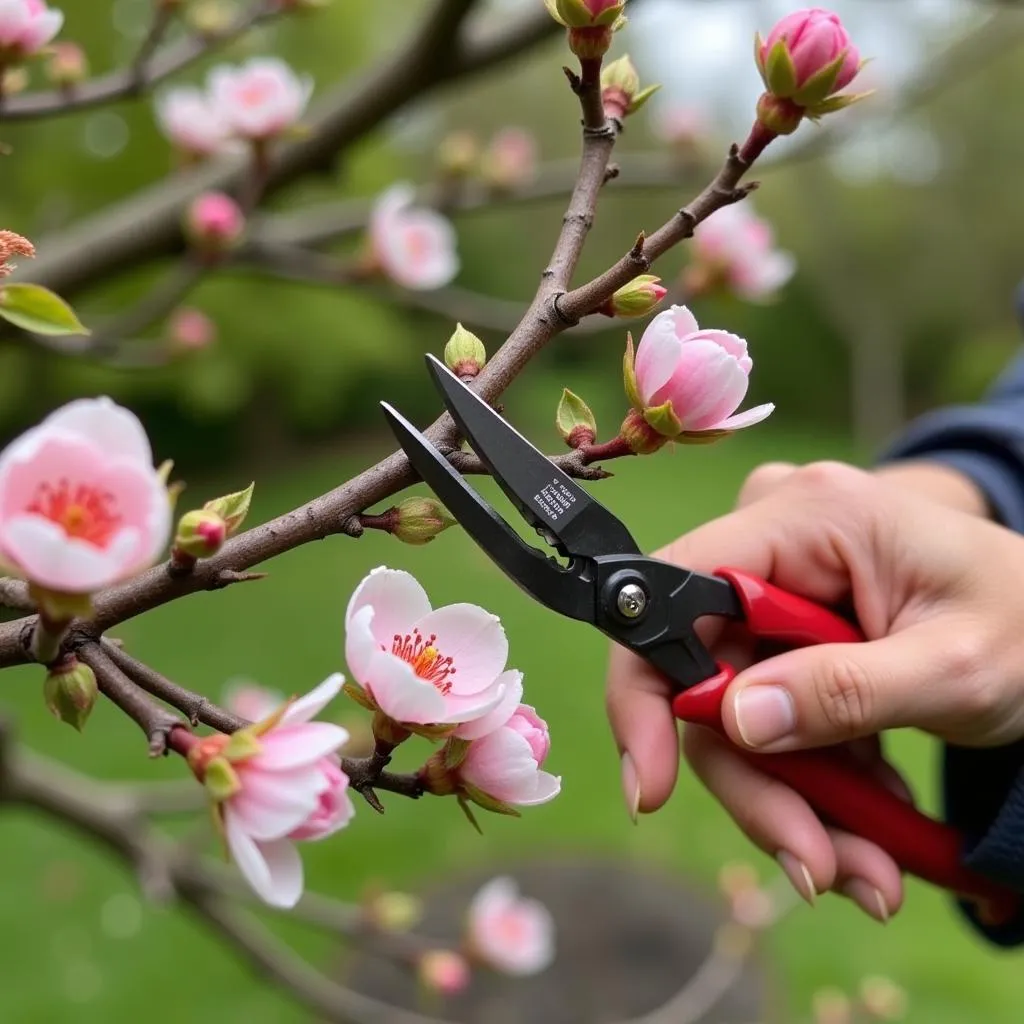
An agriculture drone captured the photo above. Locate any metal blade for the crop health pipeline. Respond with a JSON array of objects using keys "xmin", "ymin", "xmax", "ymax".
[
  {"xmin": 381, "ymin": 402, "xmax": 594, "ymax": 623},
  {"xmin": 423, "ymin": 354, "xmax": 640, "ymax": 560}
]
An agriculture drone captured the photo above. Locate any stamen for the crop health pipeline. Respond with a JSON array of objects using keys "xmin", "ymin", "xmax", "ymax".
[
  {"xmin": 26, "ymin": 478, "xmax": 122, "ymax": 547},
  {"xmin": 389, "ymin": 627, "xmax": 456, "ymax": 694}
]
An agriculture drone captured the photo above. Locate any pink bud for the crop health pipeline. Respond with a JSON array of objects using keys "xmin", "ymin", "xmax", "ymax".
[
  {"xmin": 46, "ymin": 41, "xmax": 87, "ymax": 87},
  {"xmin": 186, "ymin": 192, "xmax": 245, "ymax": 252},
  {"xmin": 418, "ymin": 950, "xmax": 470, "ymax": 996},
  {"xmin": 482, "ymin": 128, "xmax": 537, "ymax": 191},
  {"xmin": 760, "ymin": 8, "xmax": 860, "ymax": 97},
  {"xmin": 167, "ymin": 307, "xmax": 216, "ymax": 352}
]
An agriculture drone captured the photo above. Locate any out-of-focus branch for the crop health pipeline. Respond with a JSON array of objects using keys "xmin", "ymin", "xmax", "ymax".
[
  {"xmin": 0, "ymin": 0, "xmax": 282, "ymax": 121},
  {"xmin": 0, "ymin": 578, "xmax": 34, "ymax": 612},
  {"xmin": 132, "ymin": 2, "xmax": 178, "ymax": 83}
]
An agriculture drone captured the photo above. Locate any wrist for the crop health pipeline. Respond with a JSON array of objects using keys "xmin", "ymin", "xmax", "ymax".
[{"xmin": 873, "ymin": 461, "xmax": 992, "ymax": 519}]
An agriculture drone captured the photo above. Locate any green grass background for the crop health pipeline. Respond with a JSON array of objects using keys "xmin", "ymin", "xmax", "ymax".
[{"xmin": 1, "ymin": 420, "xmax": 1022, "ymax": 1023}]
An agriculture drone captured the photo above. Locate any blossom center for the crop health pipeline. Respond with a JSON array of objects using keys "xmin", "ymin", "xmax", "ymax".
[
  {"xmin": 237, "ymin": 78, "xmax": 275, "ymax": 107},
  {"xmin": 27, "ymin": 479, "xmax": 122, "ymax": 547},
  {"xmin": 390, "ymin": 628, "xmax": 455, "ymax": 694},
  {"xmin": 404, "ymin": 226, "xmax": 432, "ymax": 266}
]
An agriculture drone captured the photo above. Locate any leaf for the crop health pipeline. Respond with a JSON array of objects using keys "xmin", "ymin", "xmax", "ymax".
[
  {"xmin": 204, "ymin": 481, "xmax": 254, "ymax": 534},
  {"xmin": 0, "ymin": 283, "xmax": 89, "ymax": 337},
  {"xmin": 629, "ymin": 83, "xmax": 661, "ymax": 115},
  {"xmin": 555, "ymin": 388, "xmax": 597, "ymax": 444}
]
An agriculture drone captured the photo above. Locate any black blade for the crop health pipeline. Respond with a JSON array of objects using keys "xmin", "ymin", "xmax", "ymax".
[
  {"xmin": 381, "ymin": 402, "xmax": 594, "ymax": 624},
  {"xmin": 423, "ymin": 354, "xmax": 640, "ymax": 560}
]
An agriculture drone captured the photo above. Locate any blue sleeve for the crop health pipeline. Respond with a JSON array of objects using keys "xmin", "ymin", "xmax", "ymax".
[{"xmin": 876, "ymin": 343, "xmax": 1024, "ymax": 945}]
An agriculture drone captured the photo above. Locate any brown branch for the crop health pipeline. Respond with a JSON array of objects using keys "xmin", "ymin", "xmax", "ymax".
[
  {"xmin": 77, "ymin": 642, "xmax": 184, "ymax": 757},
  {"xmin": 0, "ymin": 0, "xmax": 281, "ymax": 121},
  {"xmin": 132, "ymin": 3, "xmax": 178, "ymax": 84},
  {"xmin": 0, "ymin": 578, "xmax": 33, "ymax": 613}
]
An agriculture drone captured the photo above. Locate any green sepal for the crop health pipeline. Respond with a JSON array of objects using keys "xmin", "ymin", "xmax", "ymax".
[
  {"xmin": 28, "ymin": 584, "xmax": 93, "ymax": 621},
  {"xmin": 622, "ymin": 332, "xmax": 643, "ymax": 411},
  {"xmin": 642, "ymin": 400, "xmax": 683, "ymax": 439},
  {"xmin": 753, "ymin": 31, "xmax": 767, "ymax": 83},
  {"xmin": 556, "ymin": 388, "xmax": 597, "ymax": 444},
  {"xmin": 0, "ymin": 283, "xmax": 89, "ymax": 337},
  {"xmin": 204, "ymin": 757, "xmax": 242, "ymax": 802},
  {"xmin": 443, "ymin": 737, "xmax": 472, "ymax": 770},
  {"xmin": 790, "ymin": 51, "xmax": 846, "ymax": 107},
  {"xmin": 407, "ymin": 721, "xmax": 459, "ymax": 742},
  {"xmin": 222, "ymin": 727, "xmax": 262, "ymax": 763},
  {"xmin": 592, "ymin": 1, "xmax": 626, "ymax": 27},
  {"xmin": 763, "ymin": 39, "xmax": 797, "ymax": 98},
  {"xmin": 203, "ymin": 481, "xmax": 254, "ymax": 535},
  {"xmin": 804, "ymin": 90, "xmax": 874, "ymax": 119},
  {"xmin": 629, "ymin": 83, "xmax": 661, "ymax": 114},
  {"xmin": 343, "ymin": 681, "xmax": 377, "ymax": 711},
  {"xmin": 457, "ymin": 795, "xmax": 483, "ymax": 835},
  {"xmin": 462, "ymin": 783, "xmax": 523, "ymax": 818},
  {"xmin": 674, "ymin": 428, "xmax": 732, "ymax": 446}
]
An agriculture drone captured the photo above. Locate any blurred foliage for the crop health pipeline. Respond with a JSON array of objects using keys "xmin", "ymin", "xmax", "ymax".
[{"xmin": 1, "ymin": 0, "xmax": 1023, "ymax": 470}]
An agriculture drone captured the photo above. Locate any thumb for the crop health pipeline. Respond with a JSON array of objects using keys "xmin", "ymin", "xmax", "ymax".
[{"xmin": 719, "ymin": 624, "xmax": 966, "ymax": 751}]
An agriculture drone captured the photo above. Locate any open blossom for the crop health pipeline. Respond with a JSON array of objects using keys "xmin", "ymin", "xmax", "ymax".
[
  {"xmin": 187, "ymin": 674, "xmax": 354, "ymax": 908},
  {"xmin": 0, "ymin": 0, "xmax": 63, "ymax": 60},
  {"xmin": 624, "ymin": 305, "xmax": 774, "ymax": 443},
  {"xmin": 458, "ymin": 704, "xmax": 560, "ymax": 807},
  {"xmin": 467, "ymin": 877, "xmax": 555, "ymax": 975},
  {"xmin": 368, "ymin": 184, "xmax": 459, "ymax": 291},
  {"xmin": 344, "ymin": 567, "xmax": 512, "ymax": 729},
  {"xmin": 689, "ymin": 202, "xmax": 795, "ymax": 301},
  {"xmin": 208, "ymin": 57, "xmax": 312, "ymax": 141},
  {"xmin": 0, "ymin": 398, "xmax": 171, "ymax": 596},
  {"xmin": 155, "ymin": 87, "xmax": 231, "ymax": 157}
]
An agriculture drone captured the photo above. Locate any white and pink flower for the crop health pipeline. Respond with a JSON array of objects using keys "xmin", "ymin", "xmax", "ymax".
[
  {"xmin": 466, "ymin": 877, "xmax": 555, "ymax": 975},
  {"xmin": 207, "ymin": 57, "xmax": 312, "ymax": 141},
  {"xmin": 344, "ymin": 567, "xmax": 512, "ymax": 729},
  {"xmin": 690, "ymin": 202, "xmax": 795, "ymax": 302},
  {"xmin": 482, "ymin": 127, "xmax": 538, "ymax": 190},
  {"xmin": 188, "ymin": 673, "xmax": 354, "ymax": 908},
  {"xmin": 223, "ymin": 678, "xmax": 285, "ymax": 722},
  {"xmin": 368, "ymin": 184, "xmax": 459, "ymax": 291},
  {"xmin": 625, "ymin": 305, "xmax": 774, "ymax": 440},
  {"xmin": 458, "ymin": 704, "xmax": 560, "ymax": 807},
  {"xmin": 154, "ymin": 86, "xmax": 232, "ymax": 158},
  {"xmin": 0, "ymin": 0, "xmax": 63, "ymax": 60},
  {"xmin": 0, "ymin": 398, "xmax": 171, "ymax": 596}
]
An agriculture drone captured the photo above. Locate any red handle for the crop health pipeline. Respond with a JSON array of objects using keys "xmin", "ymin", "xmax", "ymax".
[{"xmin": 670, "ymin": 567, "xmax": 1021, "ymax": 923}]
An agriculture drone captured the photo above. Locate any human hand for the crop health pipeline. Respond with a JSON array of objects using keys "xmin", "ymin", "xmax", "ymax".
[{"xmin": 606, "ymin": 460, "xmax": 1024, "ymax": 920}]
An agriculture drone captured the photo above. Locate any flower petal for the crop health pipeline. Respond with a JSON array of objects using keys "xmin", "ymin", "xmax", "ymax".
[
  {"xmin": 366, "ymin": 650, "xmax": 448, "ymax": 725},
  {"xmin": 41, "ymin": 397, "xmax": 153, "ymax": 466},
  {"xmin": 709, "ymin": 403, "xmax": 775, "ymax": 431},
  {"xmin": 254, "ymin": 723, "xmax": 350, "ymax": 770},
  {"xmin": 454, "ymin": 670, "xmax": 524, "ymax": 740},
  {"xmin": 344, "ymin": 567, "xmax": 432, "ymax": 646},
  {"xmin": 228, "ymin": 784, "xmax": 319, "ymax": 842},
  {"xmin": 224, "ymin": 807, "xmax": 276, "ymax": 902},
  {"xmin": 256, "ymin": 837, "xmax": 305, "ymax": 908},
  {"xmin": 516, "ymin": 771, "xmax": 562, "ymax": 806},
  {"xmin": 633, "ymin": 310, "xmax": 684, "ymax": 403},
  {"xmin": 438, "ymin": 677, "xmax": 508, "ymax": 725},
  {"xmin": 412, "ymin": 603, "xmax": 508, "ymax": 695},
  {"xmin": 279, "ymin": 672, "xmax": 345, "ymax": 726},
  {"xmin": 344, "ymin": 605, "xmax": 379, "ymax": 683}
]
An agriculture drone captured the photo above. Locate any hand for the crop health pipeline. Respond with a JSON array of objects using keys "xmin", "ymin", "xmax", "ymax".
[{"xmin": 606, "ymin": 459, "xmax": 1024, "ymax": 920}]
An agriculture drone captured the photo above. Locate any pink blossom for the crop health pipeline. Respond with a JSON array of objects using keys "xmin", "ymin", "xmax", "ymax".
[
  {"xmin": 0, "ymin": 0, "xmax": 63, "ymax": 59},
  {"xmin": 155, "ymin": 87, "xmax": 231, "ymax": 157},
  {"xmin": 483, "ymin": 127, "xmax": 537, "ymax": 189},
  {"xmin": 652, "ymin": 104, "xmax": 705, "ymax": 147},
  {"xmin": 467, "ymin": 877, "xmax": 555, "ymax": 975},
  {"xmin": 418, "ymin": 950, "xmax": 471, "ymax": 995},
  {"xmin": 632, "ymin": 306, "xmax": 774, "ymax": 436},
  {"xmin": 368, "ymin": 184, "xmax": 459, "ymax": 291},
  {"xmin": 167, "ymin": 307, "xmax": 216, "ymax": 352},
  {"xmin": 762, "ymin": 8, "xmax": 860, "ymax": 93},
  {"xmin": 186, "ymin": 191, "xmax": 245, "ymax": 248},
  {"xmin": 207, "ymin": 57, "xmax": 312, "ymax": 141},
  {"xmin": 691, "ymin": 203, "xmax": 794, "ymax": 301},
  {"xmin": 223, "ymin": 678, "xmax": 285, "ymax": 722},
  {"xmin": 344, "ymin": 567, "xmax": 512, "ymax": 728},
  {"xmin": 190, "ymin": 673, "xmax": 354, "ymax": 908},
  {"xmin": 458, "ymin": 705, "xmax": 560, "ymax": 807},
  {"xmin": 0, "ymin": 397, "xmax": 171, "ymax": 595}
]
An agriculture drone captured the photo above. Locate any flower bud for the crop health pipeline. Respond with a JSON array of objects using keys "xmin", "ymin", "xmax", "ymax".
[
  {"xmin": 185, "ymin": 192, "xmax": 245, "ymax": 255},
  {"xmin": 480, "ymin": 128, "xmax": 537, "ymax": 191},
  {"xmin": 44, "ymin": 657, "xmax": 98, "ymax": 733},
  {"xmin": 755, "ymin": 93, "xmax": 804, "ymax": 137},
  {"xmin": 186, "ymin": 0, "xmax": 235, "ymax": 35},
  {"xmin": 1, "ymin": 67, "xmax": 27, "ymax": 96},
  {"xmin": 392, "ymin": 496, "xmax": 456, "ymax": 546},
  {"xmin": 443, "ymin": 323, "xmax": 487, "ymax": 379},
  {"xmin": 174, "ymin": 508, "xmax": 227, "ymax": 559},
  {"xmin": 556, "ymin": 388, "xmax": 597, "ymax": 449},
  {"xmin": 46, "ymin": 43, "xmax": 88, "ymax": 88},
  {"xmin": 418, "ymin": 950, "xmax": 470, "ymax": 997},
  {"xmin": 545, "ymin": 0, "xmax": 626, "ymax": 28},
  {"xmin": 598, "ymin": 274, "xmax": 667, "ymax": 318},
  {"xmin": 365, "ymin": 890, "xmax": 424, "ymax": 933},
  {"xmin": 437, "ymin": 130, "xmax": 480, "ymax": 179},
  {"xmin": 859, "ymin": 976, "xmax": 908, "ymax": 1020},
  {"xmin": 203, "ymin": 482, "xmax": 254, "ymax": 535},
  {"xmin": 167, "ymin": 307, "xmax": 216, "ymax": 353},
  {"xmin": 600, "ymin": 55, "xmax": 660, "ymax": 120}
]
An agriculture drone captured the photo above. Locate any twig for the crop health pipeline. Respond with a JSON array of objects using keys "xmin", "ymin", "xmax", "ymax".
[
  {"xmin": 77, "ymin": 642, "xmax": 184, "ymax": 757},
  {"xmin": 0, "ymin": 0, "xmax": 281, "ymax": 121},
  {"xmin": 0, "ymin": 578, "xmax": 33, "ymax": 613},
  {"xmin": 132, "ymin": 2, "xmax": 178, "ymax": 84}
]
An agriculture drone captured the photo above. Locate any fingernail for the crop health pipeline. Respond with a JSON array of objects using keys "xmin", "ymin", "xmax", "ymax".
[
  {"xmin": 735, "ymin": 685, "xmax": 796, "ymax": 747},
  {"xmin": 777, "ymin": 851, "xmax": 816, "ymax": 906},
  {"xmin": 621, "ymin": 751, "xmax": 640, "ymax": 824},
  {"xmin": 842, "ymin": 879, "xmax": 890, "ymax": 923}
]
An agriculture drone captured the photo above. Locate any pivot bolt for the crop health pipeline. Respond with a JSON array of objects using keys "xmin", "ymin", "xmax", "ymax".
[{"xmin": 616, "ymin": 582, "xmax": 647, "ymax": 620}]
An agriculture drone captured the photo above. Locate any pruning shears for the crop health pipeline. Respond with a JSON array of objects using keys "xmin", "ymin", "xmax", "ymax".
[{"xmin": 381, "ymin": 354, "xmax": 1020, "ymax": 920}]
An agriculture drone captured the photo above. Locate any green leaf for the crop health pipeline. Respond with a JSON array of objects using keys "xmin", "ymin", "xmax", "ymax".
[
  {"xmin": 556, "ymin": 388, "xmax": 597, "ymax": 444},
  {"xmin": 629, "ymin": 83, "xmax": 662, "ymax": 115},
  {"xmin": 204, "ymin": 481, "xmax": 254, "ymax": 534},
  {"xmin": 0, "ymin": 283, "xmax": 89, "ymax": 337},
  {"xmin": 763, "ymin": 39, "xmax": 797, "ymax": 98}
]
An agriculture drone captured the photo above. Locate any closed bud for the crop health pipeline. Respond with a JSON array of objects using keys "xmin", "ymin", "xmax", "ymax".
[
  {"xmin": 44, "ymin": 657, "xmax": 98, "ymax": 733},
  {"xmin": 167, "ymin": 307, "xmax": 216, "ymax": 353},
  {"xmin": 556, "ymin": 388, "xmax": 597, "ymax": 449},
  {"xmin": 365, "ymin": 890, "xmax": 424, "ymax": 933},
  {"xmin": 443, "ymin": 323, "xmax": 487, "ymax": 379},
  {"xmin": 600, "ymin": 55, "xmax": 660, "ymax": 120},
  {"xmin": 46, "ymin": 43, "xmax": 88, "ymax": 88},
  {"xmin": 567, "ymin": 25, "xmax": 613, "ymax": 60},
  {"xmin": 203, "ymin": 482, "xmax": 254, "ymax": 535},
  {"xmin": 418, "ymin": 950, "xmax": 470, "ymax": 997},
  {"xmin": 185, "ymin": 192, "xmax": 245, "ymax": 255},
  {"xmin": 393, "ymin": 496, "xmax": 456, "ymax": 546},
  {"xmin": 174, "ymin": 508, "xmax": 227, "ymax": 559},
  {"xmin": 599, "ymin": 274, "xmax": 667, "ymax": 318},
  {"xmin": 545, "ymin": 0, "xmax": 626, "ymax": 28},
  {"xmin": 437, "ymin": 130, "xmax": 480, "ymax": 179},
  {"xmin": 186, "ymin": 0, "xmax": 235, "ymax": 35}
]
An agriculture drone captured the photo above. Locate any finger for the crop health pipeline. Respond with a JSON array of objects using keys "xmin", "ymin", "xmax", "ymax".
[
  {"xmin": 720, "ymin": 622, "xmax": 974, "ymax": 752},
  {"xmin": 829, "ymin": 828, "xmax": 905, "ymax": 922},
  {"xmin": 606, "ymin": 644, "xmax": 681, "ymax": 815},
  {"xmin": 682, "ymin": 725, "xmax": 837, "ymax": 901},
  {"xmin": 736, "ymin": 461, "xmax": 797, "ymax": 508}
]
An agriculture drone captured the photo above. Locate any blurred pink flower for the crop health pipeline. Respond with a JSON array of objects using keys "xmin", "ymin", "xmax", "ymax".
[
  {"xmin": 418, "ymin": 950, "xmax": 471, "ymax": 996},
  {"xmin": 223, "ymin": 678, "xmax": 285, "ymax": 722},
  {"xmin": 651, "ymin": 104, "xmax": 705, "ymax": 147},
  {"xmin": 467, "ymin": 877, "xmax": 555, "ymax": 975},
  {"xmin": 458, "ymin": 705, "xmax": 560, "ymax": 807},
  {"xmin": 167, "ymin": 307, "xmax": 216, "ymax": 352},
  {"xmin": 761, "ymin": 7, "xmax": 860, "ymax": 96},
  {"xmin": 629, "ymin": 305, "xmax": 774, "ymax": 438},
  {"xmin": 0, "ymin": 0, "xmax": 63, "ymax": 59},
  {"xmin": 186, "ymin": 191, "xmax": 245, "ymax": 249},
  {"xmin": 691, "ymin": 202, "xmax": 795, "ymax": 301},
  {"xmin": 208, "ymin": 57, "xmax": 312, "ymax": 141},
  {"xmin": 188, "ymin": 673, "xmax": 354, "ymax": 908},
  {"xmin": 368, "ymin": 184, "xmax": 459, "ymax": 291},
  {"xmin": 344, "ymin": 567, "xmax": 512, "ymax": 728},
  {"xmin": 155, "ymin": 86, "xmax": 231, "ymax": 157},
  {"xmin": 482, "ymin": 127, "xmax": 537, "ymax": 190},
  {"xmin": 0, "ymin": 398, "xmax": 171, "ymax": 595}
]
